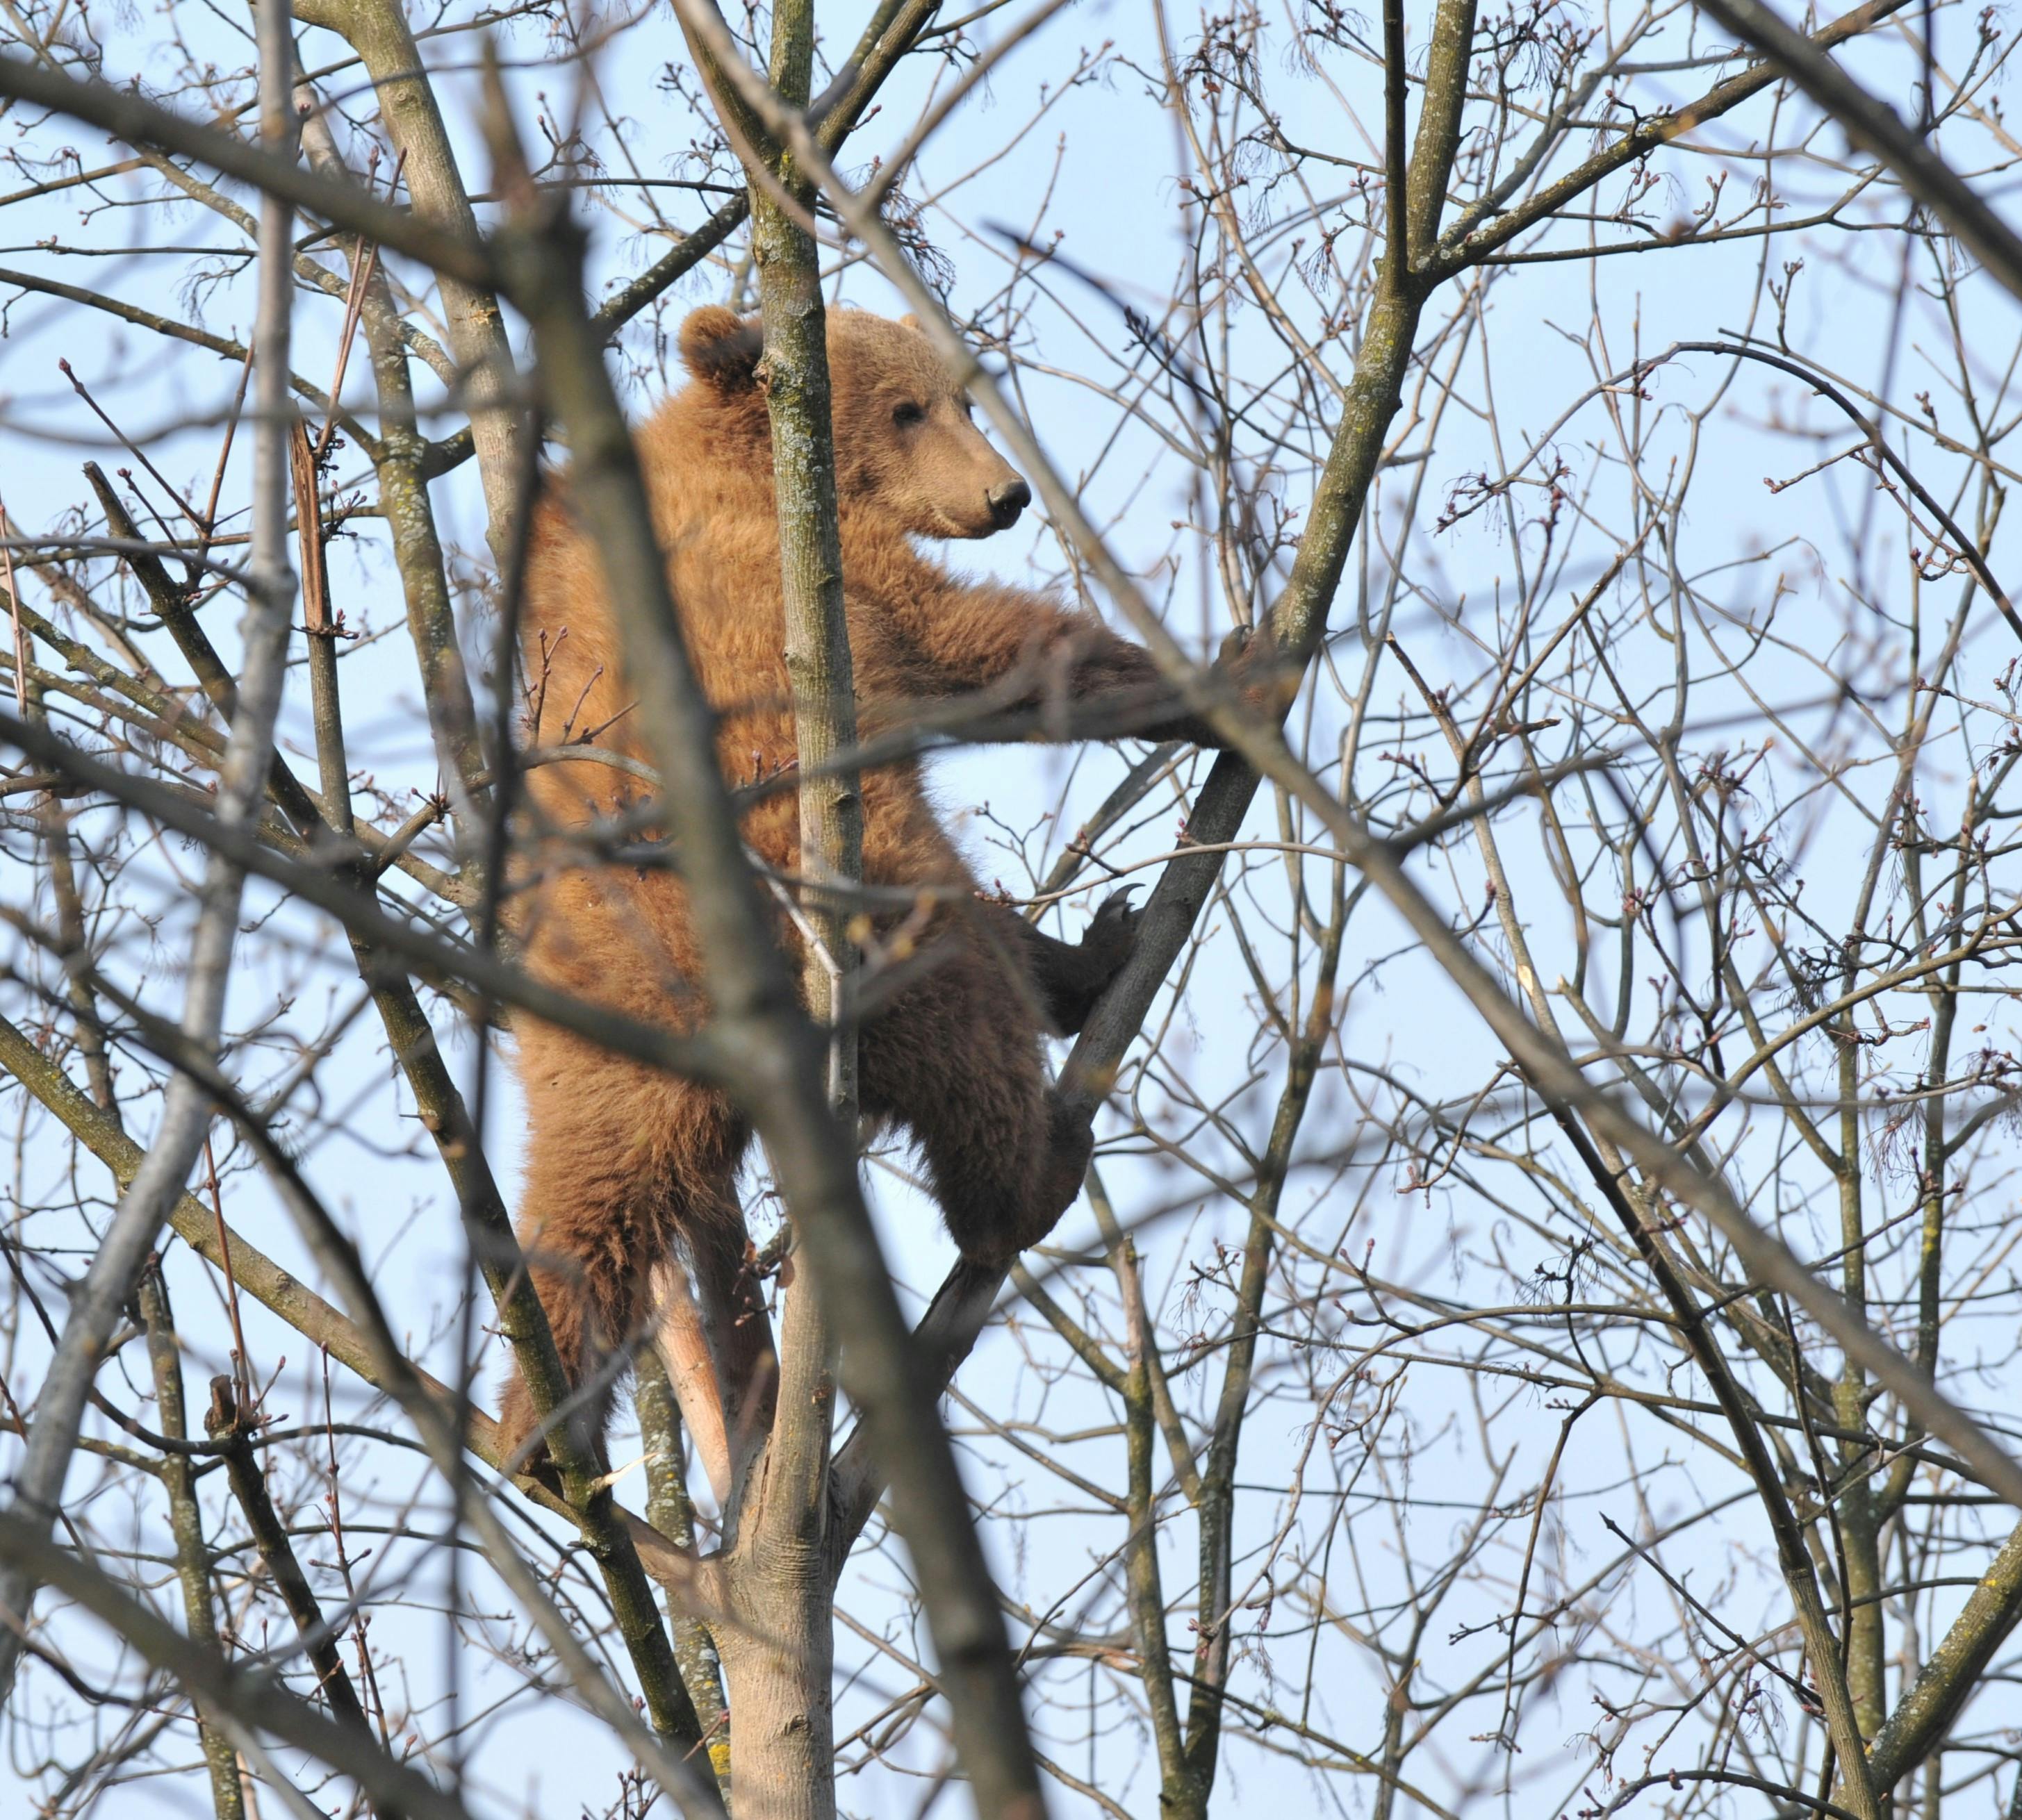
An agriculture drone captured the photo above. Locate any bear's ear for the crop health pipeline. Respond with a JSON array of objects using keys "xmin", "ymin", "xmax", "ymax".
[{"xmin": 680, "ymin": 306, "xmax": 763, "ymax": 392}]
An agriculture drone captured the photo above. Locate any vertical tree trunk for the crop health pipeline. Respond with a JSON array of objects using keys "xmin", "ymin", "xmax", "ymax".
[
  {"xmin": 715, "ymin": 1462, "xmax": 839, "ymax": 1820},
  {"xmin": 696, "ymin": 0, "xmax": 863, "ymax": 1810}
]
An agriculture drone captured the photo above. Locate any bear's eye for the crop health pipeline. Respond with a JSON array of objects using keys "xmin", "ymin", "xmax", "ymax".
[{"xmin": 892, "ymin": 401, "xmax": 927, "ymax": 427}]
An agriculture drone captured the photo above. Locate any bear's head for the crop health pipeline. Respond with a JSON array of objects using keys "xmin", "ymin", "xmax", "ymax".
[{"xmin": 677, "ymin": 305, "xmax": 1032, "ymax": 540}]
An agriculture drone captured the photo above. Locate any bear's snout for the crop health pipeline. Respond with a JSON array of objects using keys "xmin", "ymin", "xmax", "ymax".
[{"xmin": 987, "ymin": 477, "xmax": 1031, "ymax": 530}]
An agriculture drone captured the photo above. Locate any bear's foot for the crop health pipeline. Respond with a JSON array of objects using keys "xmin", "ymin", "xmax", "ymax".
[{"xmin": 1076, "ymin": 886, "xmax": 1144, "ymax": 986}]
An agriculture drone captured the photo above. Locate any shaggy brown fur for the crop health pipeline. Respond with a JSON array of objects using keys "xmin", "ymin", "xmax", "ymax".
[{"xmin": 500, "ymin": 306, "xmax": 1239, "ymax": 1453}]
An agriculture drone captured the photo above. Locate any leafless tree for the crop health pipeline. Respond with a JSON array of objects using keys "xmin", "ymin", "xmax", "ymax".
[{"xmin": 5, "ymin": 0, "xmax": 2022, "ymax": 1814}]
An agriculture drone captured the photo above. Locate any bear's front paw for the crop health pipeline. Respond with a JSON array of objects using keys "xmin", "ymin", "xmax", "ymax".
[
  {"xmin": 1077, "ymin": 886, "xmax": 1143, "ymax": 984},
  {"xmin": 1215, "ymin": 618, "xmax": 1297, "ymax": 717}
]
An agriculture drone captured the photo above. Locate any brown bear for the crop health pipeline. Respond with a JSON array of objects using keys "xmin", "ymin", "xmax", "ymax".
[{"xmin": 500, "ymin": 305, "xmax": 1244, "ymax": 1457}]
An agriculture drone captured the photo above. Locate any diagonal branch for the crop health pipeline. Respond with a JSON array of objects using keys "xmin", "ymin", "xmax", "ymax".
[
  {"xmin": 1691, "ymin": 0, "xmax": 2022, "ymax": 306},
  {"xmin": 1431, "ymin": 0, "xmax": 1914, "ymax": 275},
  {"xmin": 291, "ymin": 0, "xmax": 523, "ymax": 548},
  {"xmin": 0, "ymin": 50, "xmax": 491, "ymax": 283},
  {"xmin": 0, "ymin": 1514, "xmax": 474, "ymax": 1820}
]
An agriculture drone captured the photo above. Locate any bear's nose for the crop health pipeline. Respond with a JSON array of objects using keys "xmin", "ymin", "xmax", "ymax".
[{"xmin": 987, "ymin": 477, "xmax": 1031, "ymax": 529}]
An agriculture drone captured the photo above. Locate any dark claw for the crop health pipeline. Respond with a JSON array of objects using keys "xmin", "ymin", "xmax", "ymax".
[
  {"xmin": 1077, "ymin": 887, "xmax": 1144, "ymax": 977},
  {"xmin": 1087, "ymin": 885, "xmax": 1142, "ymax": 930}
]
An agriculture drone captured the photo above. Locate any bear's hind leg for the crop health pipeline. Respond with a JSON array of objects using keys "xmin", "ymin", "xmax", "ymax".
[
  {"xmin": 860, "ymin": 952, "xmax": 1090, "ymax": 1266},
  {"xmin": 684, "ymin": 1208, "xmax": 779, "ymax": 1482},
  {"xmin": 502, "ymin": 1045, "xmax": 749, "ymax": 1468}
]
